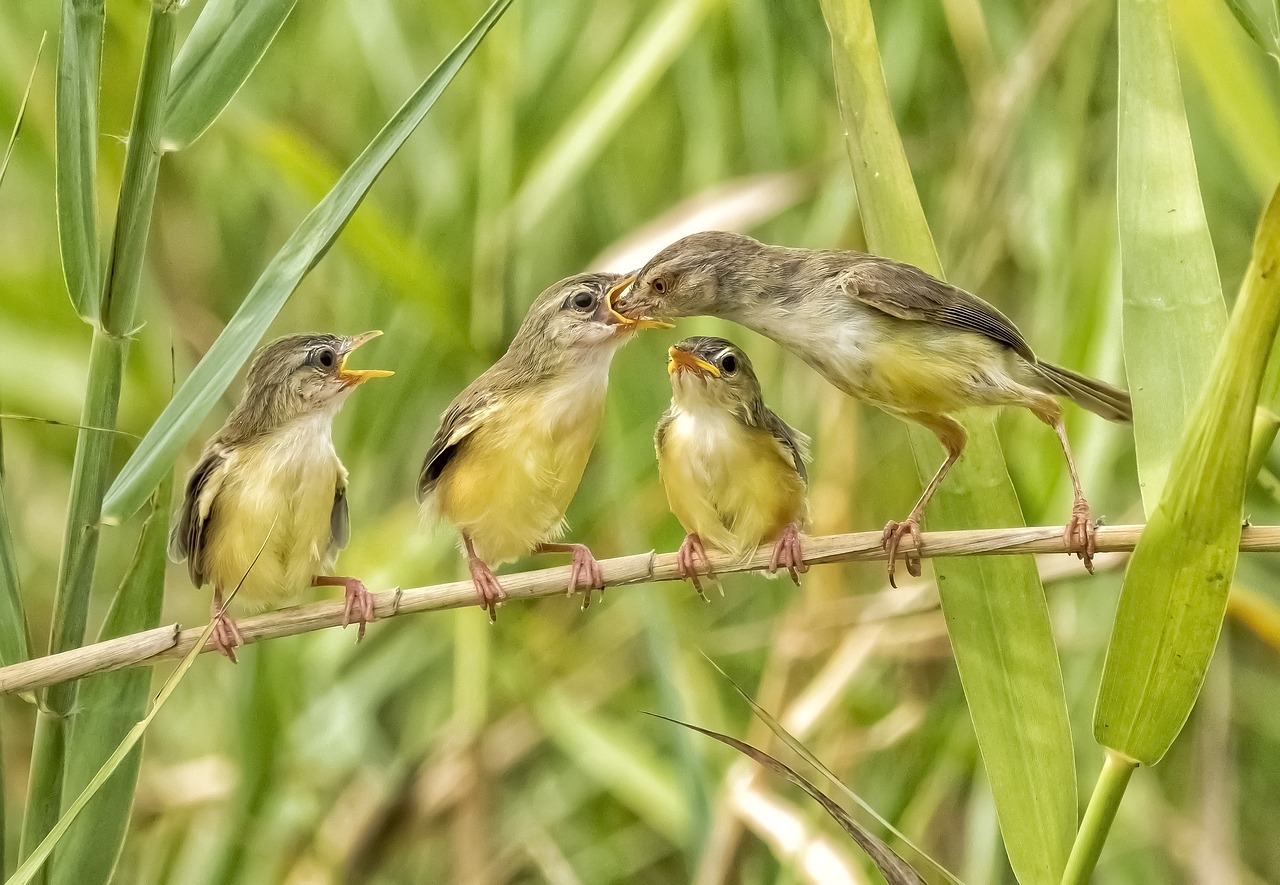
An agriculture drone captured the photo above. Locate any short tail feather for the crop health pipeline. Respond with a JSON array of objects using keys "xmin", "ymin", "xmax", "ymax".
[{"xmin": 1030, "ymin": 362, "xmax": 1132, "ymax": 423}]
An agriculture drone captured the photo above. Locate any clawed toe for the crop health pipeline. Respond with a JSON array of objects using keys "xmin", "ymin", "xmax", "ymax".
[
  {"xmin": 677, "ymin": 534, "xmax": 715, "ymax": 600},
  {"xmin": 212, "ymin": 614, "xmax": 243, "ymax": 664},
  {"xmin": 1065, "ymin": 498, "xmax": 1096, "ymax": 574},
  {"xmin": 569, "ymin": 545, "xmax": 606, "ymax": 610},
  {"xmin": 342, "ymin": 580, "xmax": 377, "ymax": 642},
  {"xmin": 882, "ymin": 518, "xmax": 923, "ymax": 588},
  {"xmin": 767, "ymin": 523, "xmax": 808, "ymax": 586}
]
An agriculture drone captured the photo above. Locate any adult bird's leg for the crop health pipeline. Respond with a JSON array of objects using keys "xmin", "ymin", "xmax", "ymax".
[
  {"xmin": 884, "ymin": 414, "xmax": 967, "ymax": 588},
  {"xmin": 535, "ymin": 542, "xmax": 605, "ymax": 609},
  {"xmin": 767, "ymin": 522, "xmax": 808, "ymax": 586},
  {"xmin": 1037, "ymin": 403, "xmax": 1096, "ymax": 573},
  {"xmin": 464, "ymin": 533, "xmax": 505, "ymax": 622},
  {"xmin": 676, "ymin": 533, "xmax": 716, "ymax": 599},
  {"xmin": 210, "ymin": 586, "xmax": 244, "ymax": 663},
  {"xmin": 313, "ymin": 575, "xmax": 377, "ymax": 641}
]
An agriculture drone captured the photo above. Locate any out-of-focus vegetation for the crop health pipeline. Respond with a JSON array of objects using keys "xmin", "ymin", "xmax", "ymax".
[{"xmin": 0, "ymin": 0, "xmax": 1278, "ymax": 881}]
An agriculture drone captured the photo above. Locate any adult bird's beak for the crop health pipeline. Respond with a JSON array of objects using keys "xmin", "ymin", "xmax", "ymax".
[
  {"xmin": 606, "ymin": 274, "xmax": 673, "ymax": 330},
  {"xmin": 338, "ymin": 330, "xmax": 395, "ymax": 386},
  {"xmin": 667, "ymin": 346, "xmax": 719, "ymax": 377}
]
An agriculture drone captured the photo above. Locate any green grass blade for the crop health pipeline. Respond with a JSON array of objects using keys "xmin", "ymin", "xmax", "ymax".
[
  {"xmin": 649, "ymin": 715, "xmax": 929, "ymax": 885},
  {"xmin": 6, "ymin": 610, "xmax": 220, "ymax": 885},
  {"xmin": 820, "ymin": 2, "xmax": 1075, "ymax": 882},
  {"xmin": 49, "ymin": 480, "xmax": 172, "ymax": 885},
  {"xmin": 101, "ymin": 0, "xmax": 514, "ymax": 524},
  {"xmin": 1223, "ymin": 0, "xmax": 1280, "ymax": 58},
  {"xmin": 1095, "ymin": 185, "xmax": 1280, "ymax": 765},
  {"xmin": 162, "ymin": 0, "xmax": 299, "ymax": 151},
  {"xmin": 1118, "ymin": 0, "xmax": 1226, "ymax": 511},
  {"xmin": 21, "ymin": 4, "xmax": 179, "ymax": 867},
  {"xmin": 508, "ymin": 0, "xmax": 722, "ymax": 235},
  {"xmin": 0, "ymin": 470, "xmax": 30, "ymax": 669},
  {"xmin": 0, "ymin": 32, "xmax": 44, "ymax": 194},
  {"xmin": 54, "ymin": 0, "xmax": 104, "ymax": 322}
]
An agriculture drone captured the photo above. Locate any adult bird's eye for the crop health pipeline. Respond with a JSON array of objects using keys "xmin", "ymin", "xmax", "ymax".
[
  {"xmin": 570, "ymin": 290, "xmax": 595, "ymax": 311},
  {"xmin": 653, "ymin": 277, "xmax": 667, "ymax": 294},
  {"xmin": 719, "ymin": 353, "xmax": 738, "ymax": 375},
  {"xmin": 315, "ymin": 347, "xmax": 336, "ymax": 369}
]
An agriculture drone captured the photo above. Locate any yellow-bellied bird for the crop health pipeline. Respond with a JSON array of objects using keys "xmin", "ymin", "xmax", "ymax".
[
  {"xmin": 656, "ymin": 336, "xmax": 810, "ymax": 596},
  {"xmin": 169, "ymin": 332, "xmax": 393, "ymax": 660},
  {"xmin": 417, "ymin": 272, "xmax": 669, "ymax": 621},
  {"xmin": 613, "ymin": 231, "xmax": 1131, "ymax": 584}
]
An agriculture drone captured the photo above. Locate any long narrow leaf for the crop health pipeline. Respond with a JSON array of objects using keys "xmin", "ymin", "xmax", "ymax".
[
  {"xmin": 0, "ymin": 33, "xmax": 45, "ymax": 194},
  {"xmin": 1118, "ymin": 0, "xmax": 1226, "ymax": 511},
  {"xmin": 102, "ymin": 0, "xmax": 515, "ymax": 524},
  {"xmin": 50, "ymin": 481, "xmax": 172, "ymax": 885},
  {"xmin": 1095, "ymin": 185, "xmax": 1280, "ymax": 764},
  {"xmin": 819, "ymin": 2, "xmax": 1075, "ymax": 882},
  {"xmin": 55, "ymin": 0, "xmax": 104, "ymax": 322},
  {"xmin": 649, "ymin": 714, "xmax": 928, "ymax": 885},
  {"xmin": 162, "ymin": 0, "xmax": 300, "ymax": 150}
]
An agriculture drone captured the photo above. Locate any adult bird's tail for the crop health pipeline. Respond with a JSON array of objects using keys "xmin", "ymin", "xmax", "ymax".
[{"xmin": 1030, "ymin": 362, "xmax": 1132, "ymax": 423}]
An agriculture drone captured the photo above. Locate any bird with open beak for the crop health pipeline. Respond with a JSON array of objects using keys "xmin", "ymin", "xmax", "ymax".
[
  {"xmin": 657, "ymin": 337, "xmax": 810, "ymax": 595},
  {"xmin": 610, "ymin": 230, "xmax": 1132, "ymax": 585},
  {"xmin": 417, "ymin": 272, "xmax": 670, "ymax": 621},
  {"xmin": 169, "ymin": 332, "xmax": 394, "ymax": 661}
]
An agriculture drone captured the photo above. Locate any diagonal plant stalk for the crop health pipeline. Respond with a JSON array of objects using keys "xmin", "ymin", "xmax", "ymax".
[
  {"xmin": 819, "ymin": 1, "xmax": 1076, "ymax": 882},
  {"xmin": 21, "ymin": 0, "xmax": 179, "ymax": 866}
]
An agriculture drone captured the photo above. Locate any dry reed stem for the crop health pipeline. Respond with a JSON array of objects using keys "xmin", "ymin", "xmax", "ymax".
[{"xmin": 4, "ymin": 523, "xmax": 1278, "ymax": 696}]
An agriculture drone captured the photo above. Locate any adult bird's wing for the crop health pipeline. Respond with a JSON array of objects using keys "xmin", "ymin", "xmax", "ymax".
[
  {"xmin": 168, "ymin": 444, "xmax": 232, "ymax": 587},
  {"xmin": 840, "ymin": 258, "xmax": 1036, "ymax": 361},
  {"xmin": 416, "ymin": 389, "xmax": 500, "ymax": 502}
]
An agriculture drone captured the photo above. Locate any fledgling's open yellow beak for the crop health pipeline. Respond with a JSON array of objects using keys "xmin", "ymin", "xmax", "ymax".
[
  {"xmin": 606, "ymin": 274, "xmax": 674, "ymax": 331},
  {"xmin": 667, "ymin": 346, "xmax": 720, "ymax": 377},
  {"xmin": 338, "ymin": 330, "xmax": 395, "ymax": 386}
]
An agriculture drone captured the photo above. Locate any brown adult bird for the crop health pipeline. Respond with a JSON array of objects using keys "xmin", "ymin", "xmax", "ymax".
[
  {"xmin": 610, "ymin": 230, "xmax": 1131, "ymax": 584},
  {"xmin": 170, "ymin": 332, "xmax": 393, "ymax": 661}
]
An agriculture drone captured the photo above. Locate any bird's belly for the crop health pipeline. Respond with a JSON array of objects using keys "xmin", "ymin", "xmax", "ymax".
[
  {"xmin": 204, "ymin": 439, "xmax": 339, "ymax": 610},
  {"xmin": 659, "ymin": 415, "xmax": 805, "ymax": 557},
  {"xmin": 437, "ymin": 396, "xmax": 603, "ymax": 565}
]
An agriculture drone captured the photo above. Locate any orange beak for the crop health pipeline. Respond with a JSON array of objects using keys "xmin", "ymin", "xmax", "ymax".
[
  {"xmin": 338, "ymin": 331, "xmax": 395, "ymax": 386},
  {"xmin": 667, "ymin": 346, "xmax": 719, "ymax": 377},
  {"xmin": 606, "ymin": 274, "xmax": 674, "ymax": 331}
]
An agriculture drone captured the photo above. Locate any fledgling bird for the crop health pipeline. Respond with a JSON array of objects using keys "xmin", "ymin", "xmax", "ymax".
[
  {"xmin": 656, "ymin": 337, "xmax": 810, "ymax": 596},
  {"xmin": 169, "ymin": 332, "xmax": 393, "ymax": 661},
  {"xmin": 417, "ymin": 272, "xmax": 670, "ymax": 621},
  {"xmin": 611, "ymin": 231, "xmax": 1132, "ymax": 584}
]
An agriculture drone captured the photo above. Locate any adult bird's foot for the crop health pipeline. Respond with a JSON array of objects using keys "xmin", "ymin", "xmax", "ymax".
[
  {"xmin": 212, "ymin": 611, "xmax": 244, "ymax": 663},
  {"xmin": 468, "ymin": 557, "xmax": 506, "ymax": 623},
  {"xmin": 882, "ymin": 517, "xmax": 923, "ymax": 588},
  {"xmin": 767, "ymin": 522, "xmax": 808, "ymax": 586},
  {"xmin": 314, "ymin": 575, "xmax": 378, "ymax": 641},
  {"xmin": 1064, "ymin": 497, "xmax": 1096, "ymax": 574},
  {"xmin": 676, "ymin": 533, "xmax": 716, "ymax": 600},
  {"xmin": 565, "ymin": 544, "xmax": 606, "ymax": 610}
]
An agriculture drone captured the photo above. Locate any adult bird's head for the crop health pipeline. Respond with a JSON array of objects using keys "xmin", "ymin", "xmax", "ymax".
[
  {"xmin": 230, "ymin": 331, "xmax": 393, "ymax": 434},
  {"xmin": 610, "ymin": 230, "xmax": 766, "ymax": 323},
  {"xmin": 666, "ymin": 336, "xmax": 765, "ymax": 422}
]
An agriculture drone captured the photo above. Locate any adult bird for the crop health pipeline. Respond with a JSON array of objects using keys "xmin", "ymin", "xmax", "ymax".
[
  {"xmin": 170, "ymin": 332, "xmax": 393, "ymax": 660},
  {"xmin": 611, "ymin": 230, "xmax": 1131, "ymax": 584},
  {"xmin": 656, "ymin": 336, "xmax": 810, "ymax": 595},
  {"xmin": 418, "ymin": 272, "xmax": 669, "ymax": 620}
]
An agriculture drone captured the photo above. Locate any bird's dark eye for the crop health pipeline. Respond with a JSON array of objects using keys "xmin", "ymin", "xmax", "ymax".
[
  {"xmin": 653, "ymin": 277, "xmax": 667, "ymax": 294},
  {"xmin": 568, "ymin": 290, "xmax": 595, "ymax": 311},
  {"xmin": 314, "ymin": 347, "xmax": 336, "ymax": 369},
  {"xmin": 719, "ymin": 353, "xmax": 738, "ymax": 375}
]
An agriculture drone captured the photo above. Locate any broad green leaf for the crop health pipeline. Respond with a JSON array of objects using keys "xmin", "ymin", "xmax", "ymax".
[
  {"xmin": 101, "ymin": 0, "xmax": 515, "ymax": 523},
  {"xmin": 508, "ymin": 0, "xmax": 723, "ymax": 234},
  {"xmin": 50, "ymin": 481, "xmax": 171, "ymax": 885},
  {"xmin": 651, "ymin": 715, "xmax": 928, "ymax": 885},
  {"xmin": 1095, "ymin": 184, "xmax": 1280, "ymax": 765},
  {"xmin": 55, "ymin": 0, "xmax": 104, "ymax": 322},
  {"xmin": 1223, "ymin": 0, "xmax": 1280, "ymax": 59},
  {"xmin": 820, "ymin": 2, "xmax": 1075, "ymax": 882},
  {"xmin": 162, "ymin": 0, "xmax": 299, "ymax": 151},
  {"xmin": 1118, "ymin": 0, "xmax": 1226, "ymax": 512}
]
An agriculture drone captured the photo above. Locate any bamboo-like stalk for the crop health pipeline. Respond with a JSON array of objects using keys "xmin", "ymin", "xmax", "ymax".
[
  {"xmin": 3, "ymin": 524, "xmax": 1279, "ymax": 697},
  {"xmin": 1060, "ymin": 750, "xmax": 1139, "ymax": 885}
]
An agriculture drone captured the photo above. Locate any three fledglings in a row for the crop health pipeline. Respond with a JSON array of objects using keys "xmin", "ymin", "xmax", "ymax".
[{"xmin": 172, "ymin": 230, "xmax": 1131, "ymax": 659}]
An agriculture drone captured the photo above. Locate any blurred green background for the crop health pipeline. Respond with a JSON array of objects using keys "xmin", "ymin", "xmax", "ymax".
[{"xmin": 1, "ymin": 0, "xmax": 1278, "ymax": 881}]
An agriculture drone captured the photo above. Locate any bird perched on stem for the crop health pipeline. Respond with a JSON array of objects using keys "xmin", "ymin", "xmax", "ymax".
[
  {"xmin": 170, "ymin": 332, "xmax": 393, "ymax": 661},
  {"xmin": 656, "ymin": 336, "xmax": 810, "ymax": 596},
  {"xmin": 417, "ymin": 272, "xmax": 670, "ymax": 620},
  {"xmin": 611, "ymin": 230, "xmax": 1131, "ymax": 585}
]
